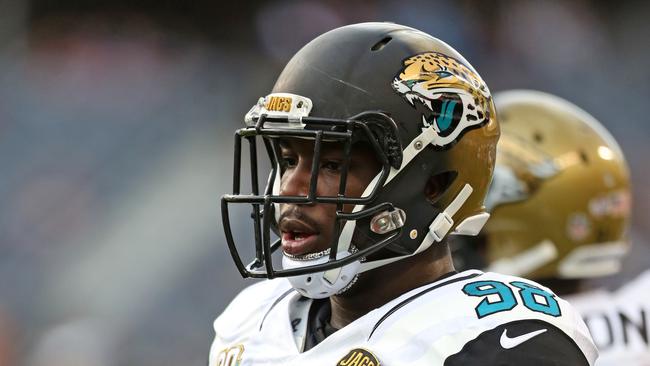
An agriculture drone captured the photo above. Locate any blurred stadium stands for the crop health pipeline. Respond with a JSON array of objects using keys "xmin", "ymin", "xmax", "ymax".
[{"xmin": 0, "ymin": 1, "xmax": 648, "ymax": 365}]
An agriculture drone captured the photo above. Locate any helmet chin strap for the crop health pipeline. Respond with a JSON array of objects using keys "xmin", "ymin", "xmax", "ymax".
[
  {"xmin": 283, "ymin": 249, "xmax": 361, "ymax": 299},
  {"xmin": 357, "ymin": 183, "xmax": 480, "ymax": 273}
]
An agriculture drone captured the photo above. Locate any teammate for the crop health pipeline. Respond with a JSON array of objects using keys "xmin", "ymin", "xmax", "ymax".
[
  {"xmin": 211, "ymin": 23, "xmax": 597, "ymax": 365},
  {"xmin": 452, "ymin": 90, "xmax": 643, "ymax": 364}
]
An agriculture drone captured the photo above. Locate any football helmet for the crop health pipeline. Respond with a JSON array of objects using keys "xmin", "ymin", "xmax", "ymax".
[
  {"xmin": 481, "ymin": 90, "xmax": 631, "ymax": 280},
  {"xmin": 221, "ymin": 22, "xmax": 499, "ymax": 298}
]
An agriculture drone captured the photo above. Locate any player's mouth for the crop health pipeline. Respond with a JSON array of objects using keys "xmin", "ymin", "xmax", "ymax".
[{"xmin": 278, "ymin": 218, "xmax": 322, "ymax": 256}]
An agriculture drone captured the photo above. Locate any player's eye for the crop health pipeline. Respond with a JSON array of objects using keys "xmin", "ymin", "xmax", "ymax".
[
  {"xmin": 321, "ymin": 160, "xmax": 342, "ymax": 173},
  {"xmin": 281, "ymin": 156, "xmax": 297, "ymax": 170}
]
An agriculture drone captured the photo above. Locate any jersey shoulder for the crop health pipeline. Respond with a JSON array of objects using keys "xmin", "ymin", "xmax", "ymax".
[
  {"xmin": 367, "ymin": 270, "xmax": 597, "ymax": 365},
  {"xmin": 469, "ymin": 272, "xmax": 598, "ymax": 364},
  {"xmin": 475, "ymin": 271, "xmax": 594, "ymax": 335},
  {"xmin": 213, "ymin": 278, "xmax": 293, "ymax": 339},
  {"xmin": 392, "ymin": 270, "xmax": 585, "ymax": 324},
  {"xmin": 444, "ymin": 318, "xmax": 592, "ymax": 365}
]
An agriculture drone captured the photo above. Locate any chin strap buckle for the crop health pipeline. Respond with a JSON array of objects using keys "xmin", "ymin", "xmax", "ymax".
[
  {"xmin": 430, "ymin": 212, "xmax": 454, "ymax": 242},
  {"xmin": 429, "ymin": 184, "xmax": 473, "ymax": 242}
]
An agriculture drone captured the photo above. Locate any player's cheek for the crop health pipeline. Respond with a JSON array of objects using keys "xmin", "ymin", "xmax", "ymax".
[{"xmin": 316, "ymin": 170, "xmax": 345, "ymax": 198}]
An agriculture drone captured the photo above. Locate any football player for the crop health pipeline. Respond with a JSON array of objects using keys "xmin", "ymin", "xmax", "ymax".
[
  {"xmin": 210, "ymin": 24, "xmax": 597, "ymax": 365},
  {"xmin": 452, "ymin": 89, "xmax": 643, "ymax": 364}
]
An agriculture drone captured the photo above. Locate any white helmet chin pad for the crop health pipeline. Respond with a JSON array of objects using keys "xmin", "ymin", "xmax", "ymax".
[{"xmin": 282, "ymin": 251, "xmax": 360, "ymax": 299}]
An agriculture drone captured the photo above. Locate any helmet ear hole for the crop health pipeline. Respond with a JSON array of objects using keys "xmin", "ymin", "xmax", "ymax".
[{"xmin": 425, "ymin": 171, "xmax": 457, "ymax": 204}]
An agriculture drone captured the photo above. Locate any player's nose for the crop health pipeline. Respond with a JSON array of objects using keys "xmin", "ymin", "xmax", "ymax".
[{"xmin": 279, "ymin": 162, "xmax": 312, "ymax": 198}]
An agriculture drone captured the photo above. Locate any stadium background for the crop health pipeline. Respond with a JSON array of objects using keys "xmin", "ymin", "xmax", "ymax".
[{"xmin": 0, "ymin": 0, "xmax": 648, "ymax": 364}]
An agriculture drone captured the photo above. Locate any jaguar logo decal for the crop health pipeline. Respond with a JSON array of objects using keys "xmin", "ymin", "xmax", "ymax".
[{"xmin": 392, "ymin": 52, "xmax": 492, "ymax": 147}]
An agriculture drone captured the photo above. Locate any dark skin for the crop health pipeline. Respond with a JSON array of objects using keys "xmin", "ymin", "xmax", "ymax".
[{"xmin": 278, "ymin": 138, "xmax": 455, "ymax": 329}]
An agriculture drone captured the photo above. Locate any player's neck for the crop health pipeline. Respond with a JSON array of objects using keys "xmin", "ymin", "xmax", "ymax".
[{"xmin": 328, "ymin": 248, "xmax": 455, "ymax": 329}]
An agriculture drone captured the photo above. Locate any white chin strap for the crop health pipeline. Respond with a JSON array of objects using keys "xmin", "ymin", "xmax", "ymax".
[
  {"xmin": 358, "ymin": 183, "xmax": 484, "ymax": 273},
  {"xmin": 283, "ymin": 252, "xmax": 361, "ymax": 299}
]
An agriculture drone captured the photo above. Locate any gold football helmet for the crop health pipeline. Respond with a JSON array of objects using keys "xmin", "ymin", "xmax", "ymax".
[{"xmin": 483, "ymin": 90, "xmax": 631, "ymax": 280}]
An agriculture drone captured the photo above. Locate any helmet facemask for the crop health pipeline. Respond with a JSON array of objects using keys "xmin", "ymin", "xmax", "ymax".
[{"xmin": 221, "ymin": 93, "xmax": 410, "ymax": 297}]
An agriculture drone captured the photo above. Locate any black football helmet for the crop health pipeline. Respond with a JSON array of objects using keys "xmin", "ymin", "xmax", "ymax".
[{"xmin": 222, "ymin": 22, "xmax": 499, "ymax": 298}]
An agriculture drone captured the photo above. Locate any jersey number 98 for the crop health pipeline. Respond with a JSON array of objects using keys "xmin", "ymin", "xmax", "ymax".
[{"xmin": 462, "ymin": 280, "xmax": 561, "ymax": 318}]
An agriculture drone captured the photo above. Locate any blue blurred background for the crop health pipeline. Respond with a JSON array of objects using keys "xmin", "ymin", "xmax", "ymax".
[{"xmin": 0, "ymin": 1, "xmax": 648, "ymax": 365}]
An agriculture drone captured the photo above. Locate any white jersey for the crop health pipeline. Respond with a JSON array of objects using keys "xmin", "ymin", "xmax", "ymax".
[
  {"xmin": 566, "ymin": 270, "xmax": 650, "ymax": 365},
  {"xmin": 209, "ymin": 270, "xmax": 597, "ymax": 365}
]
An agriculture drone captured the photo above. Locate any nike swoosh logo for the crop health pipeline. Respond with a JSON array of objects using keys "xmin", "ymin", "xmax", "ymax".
[{"xmin": 500, "ymin": 328, "xmax": 547, "ymax": 349}]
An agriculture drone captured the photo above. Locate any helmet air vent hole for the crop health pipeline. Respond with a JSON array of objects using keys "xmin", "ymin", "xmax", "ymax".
[
  {"xmin": 371, "ymin": 37, "xmax": 392, "ymax": 51},
  {"xmin": 306, "ymin": 276, "xmax": 312, "ymax": 284},
  {"xmin": 425, "ymin": 171, "xmax": 458, "ymax": 205},
  {"xmin": 533, "ymin": 132, "xmax": 543, "ymax": 143},
  {"xmin": 579, "ymin": 150, "xmax": 589, "ymax": 164}
]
